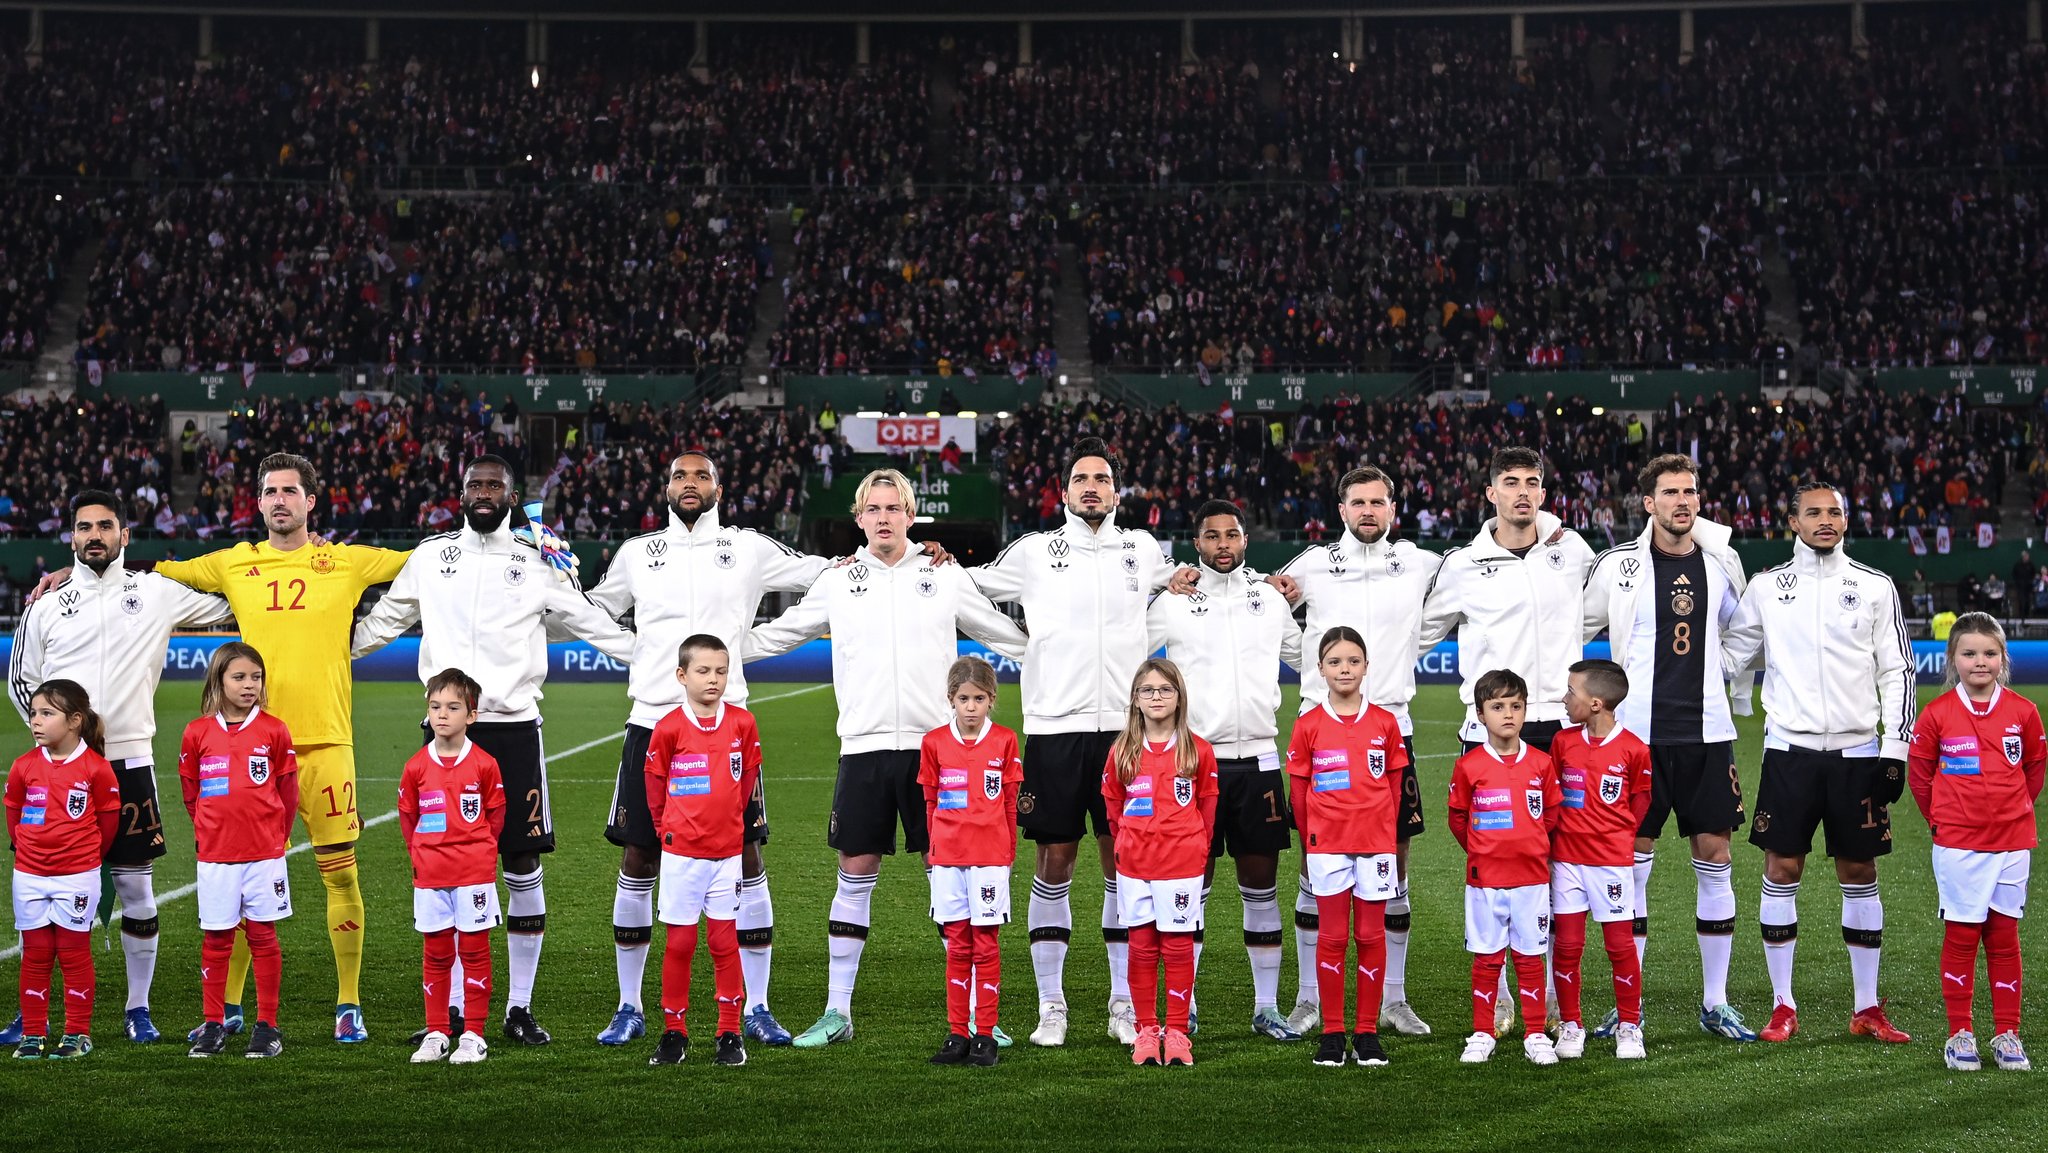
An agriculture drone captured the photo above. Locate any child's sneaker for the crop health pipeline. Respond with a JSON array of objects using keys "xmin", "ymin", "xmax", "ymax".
[
  {"xmin": 649, "ymin": 1030, "xmax": 688, "ymax": 1066},
  {"xmin": 411, "ymin": 1030, "xmax": 451, "ymax": 1064},
  {"xmin": 54, "ymin": 1032, "xmax": 96, "ymax": 1059},
  {"xmin": 1459, "ymin": 1031, "xmax": 1496, "ymax": 1064},
  {"xmin": 1523, "ymin": 1033, "xmax": 1559, "ymax": 1066},
  {"xmin": 243, "ymin": 1022, "xmax": 283, "ymax": 1059},
  {"xmin": 967, "ymin": 1035, "xmax": 999, "ymax": 1067},
  {"xmin": 1990, "ymin": 1031, "xmax": 2032, "ymax": 1072},
  {"xmin": 186, "ymin": 1023, "xmax": 226, "ymax": 1058},
  {"xmin": 1161, "ymin": 1028, "xmax": 1194, "ymax": 1066},
  {"xmin": 1131, "ymin": 1026, "xmax": 1163, "ymax": 1066},
  {"xmin": 1312, "ymin": 1032, "xmax": 1349, "ymax": 1067},
  {"xmin": 13, "ymin": 1035, "xmax": 45, "ymax": 1060},
  {"xmin": 712, "ymin": 1031, "xmax": 747, "ymax": 1067},
  {"xmin": 1945, "ymin": 1029, "xmax": 1982, "ymax": 1071},
  {"xmin": 1352, "ymin": 1032, "xmax": 1388, "ymax": 1067},
  {"xmin": 1615, "ymin": 1022, "xmax": 1647, "ymax": 1060},
  {"xmin": 450, "ymin": 1033, "xmax": 489, "ymax": 1065},
  {"xmin": 930, "ymin": 1034, "xmax": 971, "ymax": 1065},
  {"xmin": 1554, "ymin": 1021, "xmax": 1586, "ymax": 1059}
]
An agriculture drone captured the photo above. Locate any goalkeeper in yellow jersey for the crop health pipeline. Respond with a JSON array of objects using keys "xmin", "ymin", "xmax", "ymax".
[{"xmin": 37, "ymin": 451, "xmax": 408, "ymax": 1043}]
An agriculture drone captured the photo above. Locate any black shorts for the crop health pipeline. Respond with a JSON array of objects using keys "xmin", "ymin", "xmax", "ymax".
[
  {"xmin": 1749, "ymin": 746, "xmax": 1892, "ymax": 861},
  {"xmin": 1211, "ymin": 758, "xmax": 1292, "ymax": 859},
  {"xmin": 605, "ymin": 723, "xmax": 769, "ymax": 851},
  {"xmin": 1018, "ymin": 731, "xmax": 1116, "ymax": 844},
  {"xmin": 828, "ymin": 750, "xmax": 926, "ymax": 857},
  {"xmin": 108, "ymin": 758, "xmax": 167, "ymax": 867},
  {"xmin": 1640, "ymin": 742, "xmax": 1745, "ymax": 840},
  {"xmin": 426, "ymin": 720, "xmax": 553, "ymax": 856},
  {"xmin": 1460, "ymin": 720, "xmax": 1564, "ymax": 758},
  {"xmin": 1397, "ymin": 735, "xmax": 1425, "ymax": 839}
]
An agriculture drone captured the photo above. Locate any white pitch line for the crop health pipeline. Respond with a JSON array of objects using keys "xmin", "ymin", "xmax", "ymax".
[{"xmin": 2, "ymin": 683, "xmax": 836, "ymax": 961}]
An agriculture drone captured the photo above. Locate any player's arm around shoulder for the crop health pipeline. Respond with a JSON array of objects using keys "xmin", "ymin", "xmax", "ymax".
[
  {"xmin": 743, "ymin": 570, "xmax": 835, "ymax": 661},
  {"xmin": 153, "ymin": 545, "xmax": 233, "ymax": 593},
  {"xmin": 351, "ymin": 546, "xmax": 428, "ymax": 657},
  {"xmin": 344, "ymin": 543, "xmax": 413, "ymax": 589}
]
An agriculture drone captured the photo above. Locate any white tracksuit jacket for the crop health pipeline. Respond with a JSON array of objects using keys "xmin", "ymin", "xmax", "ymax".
[
  {"xmin": 1279, "ymin": 533, "xmax": 1442, "ymax": 735},
  {"xmin": 351, "ymin": 520, "xmax": 635, "ymax": 723},
  {"xmin": 745, "ymin": 546, "xmax": 1027, "ymax": 755},
  {"xmin": 9, "ymin": 552, "xmax": 233, "ymax": 762},
  {"xmin": 1146, "ymin": 560, "xmax": 1303, "ymax": 761},
  {"xmin": 1720, "ymin": 538, "xmax": 1915, "ymax": 761},
  {"xmin": 1582, "ymin": 517, "xmax": 1752, "ymax": 744}
]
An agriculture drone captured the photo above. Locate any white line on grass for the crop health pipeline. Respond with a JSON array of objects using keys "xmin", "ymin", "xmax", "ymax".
[{"xmin": 2, "ymin": 684, "xmax": 835, "ymax": 961}]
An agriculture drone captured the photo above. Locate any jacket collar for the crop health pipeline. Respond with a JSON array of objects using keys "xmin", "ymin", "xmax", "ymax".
[
  {"xmin": 458, "ymin": 519, "xmax": 518, "ymax": 551},
  {"xmin": 1791, "ymin": 537, "xmax": 1848, "ymax": 577},
  {"xmin": 853, "ymin": 544, "xmax": 923, "ymax": 571},
  {"xmin": 1633, "ymin": 516, "xmax": 1735, "ymax": 557},
  {"xmin": 1061, "ymin": 507, "xmax": 1118, "ymax": 548},
  {"xmin": 1330, "ymin": 531, "xmax": 1397, "ymax": 562},
  {"xmin": 72, "ymin": 551, "xmax": 130, "ymax": 587},
  {"xmin": 1194, "ymin": 558, "xmax": 1253, "ymax": 592},
  {"xmin": 1476, "ymin": 510, "xmax": 1563, "ymax": 557},
  {"xmin": 668, "ymin": 507, "xmax": 724, "ymax": 540}
]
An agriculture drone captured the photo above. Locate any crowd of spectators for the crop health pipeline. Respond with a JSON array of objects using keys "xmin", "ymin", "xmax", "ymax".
[
  {"xmin": 73, "ymin": 181, "xmax": 766, "ymax": 373},
  {"xmin": 770, "ymin": 188, "xmax": 1062, "ymax": 377},
  {"xmin": 0, "ymin": 394, "xmax": 168, "ymax": 538},
  {"xmin": 1786, "ymin": 174, "xmax": 2048, "ymax": 369},
  {"xmin": 1082, "ymin": 181, "xmax": 1769, "ymax": 371},
  {"xmin": 0, "ymin": 189, "xmax": 80, "ymax": 365}
]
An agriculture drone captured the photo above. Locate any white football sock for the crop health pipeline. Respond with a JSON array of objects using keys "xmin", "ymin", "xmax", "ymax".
[
  {"xmin": 825, "ymin": 870, "xmax": 877, "ymax": 1016},
  {"xmin": 1383, "ymin": 882, "xmax": 1411, "ymax": 1007},
  {"xmin": 738, "ymin": 871, "xmax": 774, "ymax": 1009},
  {"xmin": 1694, "ymin": 859, "xmax": 1735, "ymax": 1010},
  {"xmin": 612, "ymin": 871, "xmax": 655, "ymax": 1011},
  {"xmin": 505, "ymin": 866, "xmax": 546, "ymax": 1011},
  {"xmin": 1293, "ymin": 874, "xmax": 1320, "ymax": 1006},
  {"xmin": 1104, "ymin": 878, "xmax": 1130, "ymax": 1003},
  {"xmin": 1841, "ymin": 881, "xmax": 1883, "ymax": 1012},
  {"xmin": 1241, "ymin": 884, "xmax": 1282, "ymax": 1011},
  {"xmin": 112, "ymin": 865, "xmax": 159, "ymax": 1011},
  {"xmin": 1759, "ymin": 877, "xmax": 1799, "ymax": 1009},
  {"xmin": 1028, "ymin": 877, "xmax": 1072, "ymax": 1004}
]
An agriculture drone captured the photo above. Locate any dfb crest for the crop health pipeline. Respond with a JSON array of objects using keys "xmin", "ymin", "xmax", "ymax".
[
  {"xmin": 65, "ymin": 786, "xmax": 88, "ymax": 820},
  {"xmin": 1525, "ymin": 790, "xmax": 1544, "ymax": 821},
  {"xmin": 460, "ymin": 793, "xmax": 483, "ymax": 823},
  {"xmin": 2005, "ymin": 735, "xmax": 2025, "ymax": 765},
  {"xmin": 983, "ymin": 769, "xmax": 1004, "ymax": 801},
  {"xmin": 1173, "ymin": 777, "xmax": 1195, "ymax": 807},
  {"xmin": 247, "ymin": 756, "xmax": 271, "ymax": 786},
  {"xmin": 1367, "ymin": 749, "xmax": 1387, "ymax": 780},
  {"xmin": 1599, "ymin": 775, "xmax": 1624, "ymax": 805}
]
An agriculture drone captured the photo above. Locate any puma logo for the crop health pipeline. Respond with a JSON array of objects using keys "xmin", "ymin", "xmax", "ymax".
[
  {"xmin": 1474, "ymin": 990, "xmax": 1495, "ymax": 1005},
  {"xmin": 1614, "ymin": 975, "xmax": 1636, "ymax": 988},
  {"xmin": 1356, "ymin": 966, "xmax": 1381, "ymax": 980},
  {"xmin": 950, "ymin": 979, "xmax": 970, "ymax": 990},
  {"xmin": 1319, "ymin": 962, "xmax": 1344, "ymax": 974},
  {"xmin": 1519, "ymin": 988, "xmax": 1543, "ymax": 1002},
  {"xmin": 466, "ymin": 978, "xmax": 488, "ymax": 989},
  {"xmin": 65, "ymin": 988, "xmax": 87, "ymax": 1000},
  {"xmin": 1944, "ymin": 972, "xmax": 1969, "ymax": 987},
  {"xmin": 1995, "ymin": 980, "xmax": 2021, "ymax": 991},
  {"xmin": 1556, "ymin": 971, "xmax": 1577, "ymax": 984},
  {"xmin": 1167, "ymin": 989, "xmax": 1188, "ymax": 1002},
  {"xmin": 982, "ymin": 983, "xmax": 1000, "ymax": 994},
  {"xmin": 23, "ymin": 989, "xmax": 46, "ymax": 1001},
  {"xmin": 423, "ymin": 982, "xmax": 435, "ymax": 995}
]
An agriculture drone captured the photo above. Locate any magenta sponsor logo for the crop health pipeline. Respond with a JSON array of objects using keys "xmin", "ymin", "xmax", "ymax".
[
  {"xmin": 1312, "ymin": 749, "xmax": 1349, "ymax": 770},
  {"xmin": 1472, "ymin": 787, "xmax": 1512, "ymax": 809}
]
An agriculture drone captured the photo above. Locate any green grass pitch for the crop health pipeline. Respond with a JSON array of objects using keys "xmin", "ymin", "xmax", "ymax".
[{"xmin": 5, "ymin": 681, "xmax": 2047, "ymax": 1152}]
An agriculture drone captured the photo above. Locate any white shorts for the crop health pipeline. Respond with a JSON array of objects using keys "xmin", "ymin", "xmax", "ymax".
[
  {"xmin": 658, "ymin": 852, "xmax": 741, "ymax": 926},
  {"xmin": 1932, "ymin": 846, "xmax": 2031, "ymax": 924},
  {"xmin": 1465, "ymin": 883, "xmax": 1551, "ymax": 956},
  {"xmin": 1305, "ymin": 852, "xmax": 1399, "ymax": 901},
  {"xmin": 414, "ymin": 884, "xmax": 503, "ymax": 934},
  {"xmin": 929, "ymin": 864, "xmax": 1013, "ymax": 927},
  {"xmin": 1551, "ymin": 862, "xmax": 1635, "ymax": 923},
  {"xmin": 1116, "ymin": 871, "xmax": 1205, "ymax": 932},
  {"xmin": 11, "ymin": 869, "xmax": 99, "ymax": 933},
  {"xmin": 196, "ymin": 858, "xmax": 293, "ymax": 931}
]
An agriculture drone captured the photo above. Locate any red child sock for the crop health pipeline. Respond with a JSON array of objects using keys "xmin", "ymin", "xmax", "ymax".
[
  {"xmin": 1314, "ymin": 892, "xmax": 1352, "ymax": 1036},
  {"xmin": 18, "ymin": 925, "xmax": 55, "ymax": 1037},
  {"xmin": 942, "ymin": 920, "xmax": 973, "ymax": 1037},
  {"xmin": 1351, "ymin": 897, "xmax": 1387, "ymax": 1035},
  {"xmin": 243, "ymin": 920, "xmax": 282, "ymax": 1029},
  {"xmin": 423, "ymin": 928, "xmax": 456, "ymax": 1035},
  {"xmin": 971, "ymin": 924, "xmax": 1001, "ymax": 1034},
  {"xmin": 1602, "ymin": 917, "xmax": 1643, "ymax": 1026},
  {"xmin": 1985, "ymin": 912, "xmax": 2023, "ymax": 1036},
  {"xmin": 1551, "ymin": 911, "xmax": 1588, "ymax": 1025},
  {"xmin": 1128, "ymin": 922, "xmax": 1161, "ymax": 1031},
  {"xmin": 456, "ymin": 930, "xmax": 492, "ymax": 1037},
  {"xmin": 662, "ymin": 922, "xmax": 698, "ymax": 1035}
]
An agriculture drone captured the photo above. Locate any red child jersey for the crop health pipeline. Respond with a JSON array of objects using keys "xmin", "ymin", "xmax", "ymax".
[
  {"xmin": 1285, "ymin": 701, "xmax": 1408, "ymax": 856},
  {"xmin": 1447, "ymin": 742, "xmax": 1561, "ymax": 888},
  {"xmin": 644, "ymin": 702, "xmax": 762, "ymax": 860},
  {"xmin": 1102, "ymin": 735, "xmax": 1219, "ymax": 881},
  {"xmin": 398, "ymin": 740, "xmax": 506, "ymax": 888},
  {"xmin": 1909, "ymin": 685, "xmax": 2048, "ymax": 852},
  {"xmin": 1548, "ymin": 724, "xmax": 1654, "ymax": 867},
  {"xmin": 919, "ymin": 720, "xmax": 1023, "ymax": 867},
  {"xmin": 178, "ymin": 709, "xmax": 299, "ymax": 863},
  {"xmin": 5, "ymin": 744, "xmax": 121, "ymax": 876}
]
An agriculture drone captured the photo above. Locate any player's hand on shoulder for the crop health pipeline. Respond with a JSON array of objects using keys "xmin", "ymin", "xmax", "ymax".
[
  {"xmin": 919, "ymin": 539, "xmax": 955, "ymax": 567},
  {"xmin": 1167, "ymin": 565, "xmax": 1200, "ymax": 596},
  {"xmin": 26, "ymin": 567, "xmax": 72, "ymax": 604},
  {"xmin": 1263, "ymin": 572, "xmax": 1302, "ymax": 604}
]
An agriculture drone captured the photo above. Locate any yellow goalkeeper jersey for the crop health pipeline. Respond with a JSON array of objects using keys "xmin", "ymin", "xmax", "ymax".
[{"xmin": 157, "ymin": 541, "xmax": 410, "ymax": 747}]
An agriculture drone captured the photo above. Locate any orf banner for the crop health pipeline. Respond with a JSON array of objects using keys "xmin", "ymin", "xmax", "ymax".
[{"xmin": 842, "ymin": 415, "xmax": 977, "ymax": 454}]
